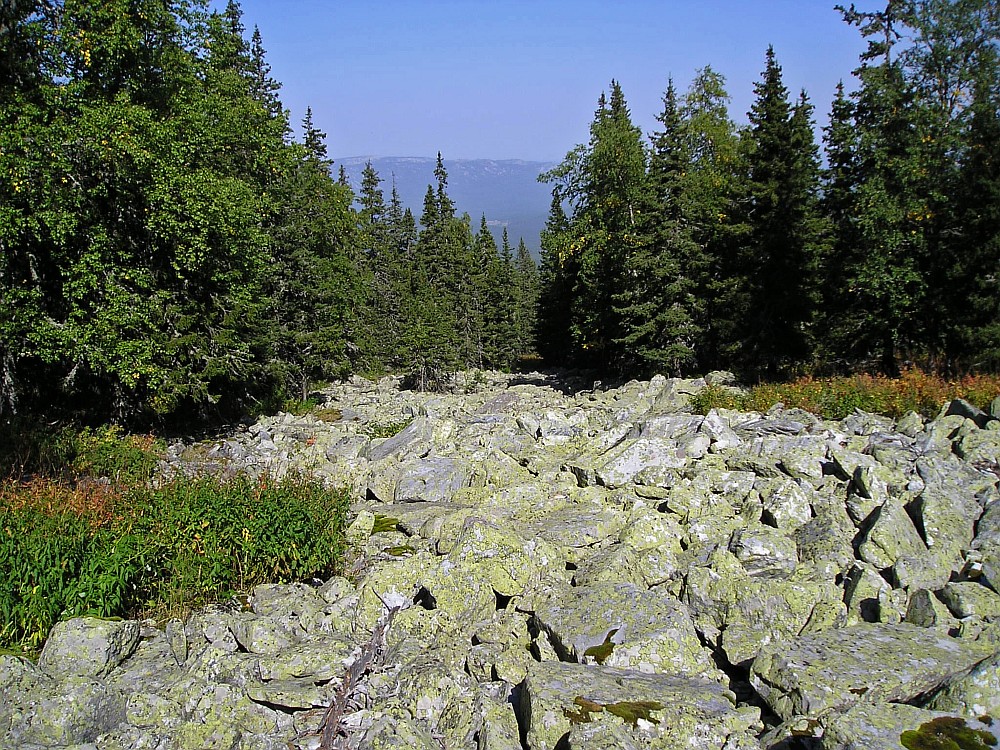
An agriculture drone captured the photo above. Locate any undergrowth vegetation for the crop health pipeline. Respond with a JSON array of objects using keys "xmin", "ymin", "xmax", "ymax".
[
  {"xmin": 690, "ymin": 370, "xmax": 1000, "ymax": 420},
  {"xmin": 0, "ymin": 424, "xmax": 349, "ymax": 655}
]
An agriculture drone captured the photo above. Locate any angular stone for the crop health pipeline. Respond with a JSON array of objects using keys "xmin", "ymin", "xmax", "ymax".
[
  {"xmin": 938, "ymin": 581, "xmax": 1000, "ymax": 620},
  {"xmin": 728, "ymin": 523, "xmax": 799, "ymax": 577},
  {"xmin": 928, "ymin": 653, "xmax": 1000, "ymax": 718},
  {"xmin": 699, "ymin": 409, "xmax": 743, "ymax": 453},
  {"xmin": 843, "ymin": 561, "xmax": 897, "ymax": 626},
  {"xmin": 4, "ymin": 676, "xmax": 125, "ymax": 747},
  {"xmin": 905, "ymin": 588, "xmax": 958, "ymax": 631},
  {"xmin": 521, "ymin": 661, "xmax": 760, "ymax": 750},
  {"xmin": 946, "ymin": 398, "xmax": 994, "ymax": 429},
  {"xmin": 595, "ymin": 438, "xmax": 691, "ymax": 488},
  {"xmin": 444, "ymin": 516, "xmax": 562, "ymax": 598},
  {"xmin": 684, "ymin": 549, "xmax": 845, "ymax": 667},
  {"xmin": 758, "ymin": 478, "xmax": 813, "ymax": 532},
  {"xmin": 38, "ymin": 617, "xmax": 140, "ymax": 680},
  {"xmin": 820, "ymin": 701, "xmax": 995, "ymax": 750},
  {"xmin": 533, "ymin": 581, "xmax": 717, "ymax": 678},
  {"xmin": 750, "ymin": 623, "xmax": 996, "ymax": 721},
  {"xmin": 394, "ymin": 455, "xmax": 472, "ymax": 502},
  {"xmin": 857, "ymin": 498, "xmax": 927, "ymax": 570}
]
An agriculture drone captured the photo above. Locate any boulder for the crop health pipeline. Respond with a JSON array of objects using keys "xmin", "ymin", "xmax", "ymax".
[
  {"xmin": 533, "ymin": 581, "xmax": 718, "ymax": 679},
  {"xmin": 520, "ymin": 661, "xmax": 761, "ymax": 750},
  {"xmin": 38, "ymin": 617, "xmax": 140, "ymax": 680},
  {"xmin": 750, "ymin": 622, "xmax": 996, "ymax": 721}
]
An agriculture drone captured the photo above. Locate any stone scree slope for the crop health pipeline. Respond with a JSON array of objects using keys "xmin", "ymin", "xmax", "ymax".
[{"xmin": 6, "ymin": 371, "xmax": 1000, "ymax": 750}]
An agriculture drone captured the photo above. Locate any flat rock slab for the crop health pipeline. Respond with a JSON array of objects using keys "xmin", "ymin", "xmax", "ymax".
[
  {"xmin": 522, "ymin": 660, "xmax": 761, "ymax": 750},
  {"xmin": 820, "ymin": 701, "xmax": 1000, "ymax": 750},
  {"xmin": 750, "ymin": 622, "xmax": 998, "ymax": 721},
  {"xmin": 533, "ymin": 581, "xmax": 716, "ymax": 678}
]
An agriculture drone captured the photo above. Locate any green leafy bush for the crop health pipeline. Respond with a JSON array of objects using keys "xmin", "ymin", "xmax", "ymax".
[
  {"xmin": 0, "ymin": 420, "xmax": 162, "ymax": 482},
  {"xmin": 0, "ymin": 474, "xmax": 349, "ymax": 654},
  {"xmin": 367, "ymin": 417, "xmax": 414, "ymax": 439},
  {"xmin": 70, "ymin": 426, "xmax": 163, "ymax": 484}
]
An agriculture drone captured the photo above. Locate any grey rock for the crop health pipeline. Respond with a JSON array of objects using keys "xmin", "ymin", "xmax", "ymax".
[
  {"xmin": 521, "ymin": 661, "xmax": 761, "ymax": 750},
  {"xmin": 946, "ymin": 397, "xmax": 994, "ymax": 429},
  {"xmin": 820, "ymin": 701, "xmax": 996, "ymax": 750},
  {"xmin": 750, "ymin": 622, "xmax": 996, "ymax": 721},
  {"xmin": 39, "ymin": 617, "xmax": 140, "ymax": 680},
  {"xmin": 533, "ymin": 581, "xmax": 718, "ymax": 678}
]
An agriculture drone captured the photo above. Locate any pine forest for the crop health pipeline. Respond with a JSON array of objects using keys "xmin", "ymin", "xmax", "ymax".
[{"xmin": 1, "ymin": 0, "xmax": 999, "ymax": 427}]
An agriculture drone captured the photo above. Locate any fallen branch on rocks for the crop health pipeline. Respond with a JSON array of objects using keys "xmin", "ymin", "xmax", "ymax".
[{"xmin": 295, "ymin": 595, "xmax": 402, "ymax": 750}]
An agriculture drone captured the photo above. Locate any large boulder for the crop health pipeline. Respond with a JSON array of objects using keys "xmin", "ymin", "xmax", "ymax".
[
  {"xmin": 750, "ymin": 623, "xmax": 997, "ymax": 721},
  {"xmin": 520, "ymin": 660, "xmax": 761, "ymax": 750}
]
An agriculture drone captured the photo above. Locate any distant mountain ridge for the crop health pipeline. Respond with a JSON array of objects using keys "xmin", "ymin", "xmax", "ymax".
[{"xmin": 335, "ymin": 156, "xmax": 557, "ymax": 256}]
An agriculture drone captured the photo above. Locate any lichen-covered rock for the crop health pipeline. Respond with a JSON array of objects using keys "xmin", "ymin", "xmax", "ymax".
[
  {"xmin": 750, "ymin": 623, "xmax": 997, "ymax": 721},
  {"xmin": 758, "ymin": 477, "xmax": 814, "ymax": 531},
  {"xmin": 843, "ymin": 561, "xmax": 898, "ymax": 625},
  {"xmin": 820, "ymin": 701, "xmax": 995, "ymax": 750},
  {"xmin": 684, "ymin": 548, "xmax": 845, "ymax": 666},
  {"xmin": 443, "ymin": 516, "xmax": 562, "ymax": 598},
  {"xmin": 728, "ymin": 523, "xmax": 799, "ymax": 577},
  {"xmin": 939, "ymin": 581, "xmax": 1000, "ymax": 620},
  {"xmin": 927, "ymin": 652, "xmax": 1000, "ymax": 718},
  {"xmin": 38, "ymin": 617, "xmax": 140, "ymax": 680},
  {"xmin": 857, "ymin": 498, "xmax": 927, "ymax": 570},
  {"xmin": 905, "ymin": 588, "xmax": 959, "ymax": 631},
  {"xmin": 521, "ymin": 660, "xmax": 761, "ymax": 750},
  {"xmin": 3, "ymin": 675, "xmax": 125, "ymax": 747},
  {"xmin": 533, "ymin": 581, "xmax": 718, "ymax": 679}
]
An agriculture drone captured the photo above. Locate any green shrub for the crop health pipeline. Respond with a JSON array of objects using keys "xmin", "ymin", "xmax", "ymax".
[
  {"xmin": 688, "ymin": 385, "xmax": 748, "ymax": 414},
  {"xmin": 71, "ymin": 426, "xmax": 163, "ymax": 484},
  {"xmin": 367, "ymin": 417, "xmax": 414, "ymax": 439},
  {"xmin": 0, "ymin": 474, "xmax": 350, "ymax": 654},
  {"xmin": 130, "ymin": 475, "xmax": 350, "ymax": 611}
]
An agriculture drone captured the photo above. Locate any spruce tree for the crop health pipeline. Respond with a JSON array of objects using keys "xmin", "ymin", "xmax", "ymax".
[
  {"xmin": 615, "ymin": 78, "xmax": 704, "ymax": 375},
  {"xmin": 739, "ymin": 48, "xmax": 827, "ymax": 377},
  {"xmin": 513, "ymin": 238, "xmax": 539, "ymax": 360},
  {"xmin": 677, "ymin": 67, "xmax": 746, "ymax": 370},
  {"xmin": 535, "ymin": 193, "xmax": 576, "ymax": 363},
  {"xmin": 948, "ymin": 51, "xmax": 1000, "ymax": 366},
  {"xmin": 834, "ymin": 3, "xmax": 930, "ymax": 373}
]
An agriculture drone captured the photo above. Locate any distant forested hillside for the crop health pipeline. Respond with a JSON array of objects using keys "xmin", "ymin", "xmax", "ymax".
[{"xmin": 336, "ymin": 157, "xmax": 554, "ymax": 256}]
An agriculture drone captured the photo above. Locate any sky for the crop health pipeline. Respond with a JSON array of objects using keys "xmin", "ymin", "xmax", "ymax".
[{"xmin": 225, "ymin": 0, "xmax": 874, "ymax": 162}]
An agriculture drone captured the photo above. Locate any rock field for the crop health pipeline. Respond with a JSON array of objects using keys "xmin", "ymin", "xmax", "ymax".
[{"xmin": 6, "ymin": 369, "xmax": 1000, "ymax": 749}]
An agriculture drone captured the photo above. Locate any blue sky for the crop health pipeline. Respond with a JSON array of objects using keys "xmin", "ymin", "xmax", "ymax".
[{"xmin": 226, "ymin": 0, "xmax": 872, "ymax": 161}]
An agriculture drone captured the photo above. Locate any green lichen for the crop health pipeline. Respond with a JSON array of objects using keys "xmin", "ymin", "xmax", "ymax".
[
  {"xmin": 901, "ymin": 717, "xmax": 998, "ymax": 750},
  {"xmin": 371, "ymin": 514, "xmax": 400, "ymax": 534},
  {"xmin": 564, "ymin": 696, "xmax": 605, "ymax": 724},
  {"xmin": 562, "ymin": 696, "xmax": 664, "ymax": 727},
  {"xmin": 584, "ymin": 628, "xmax": 619, "ymax": 665},
  {"xmin": 606, "ymin": 701, "xmax": 665, "ymax": 727},
  {"xmin": 385, "ymin": 544, "xmax": 415, "ymax": 557}
]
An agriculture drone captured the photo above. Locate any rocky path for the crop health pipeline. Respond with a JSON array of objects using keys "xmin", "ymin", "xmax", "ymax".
[{"xmin": 6, "ymin": 370, "xmax": 1000, "ymax": 749}]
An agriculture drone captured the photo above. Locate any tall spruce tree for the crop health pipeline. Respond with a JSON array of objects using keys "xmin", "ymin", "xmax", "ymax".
[
  {"xmin": 534, "ymin": 193, "xmax": 576, "ymax": 363},
  {"xmin": 513, "ymin": 238, "xmax": 539, "ymax": 359},
  {"xmin": 541, "ymin": 81, "xmax": 648, "ymax": 370},
  {"xmin": 677, "ymin": 67, "xmax": 746, "ymax": 370},
  {"xmin": 949, "ymin": 50, "xmax": 1000, "ymax": 366},
  {"xmin": 615, "ymin": 78, "xmax": 705, "ymax": 375},
  {"xmin": 834, "ymin": 2, "xmax": 932, "ymax": 373},
  {"xmin": 738, "ymin": 48, "xmax": 828, "ymax": 377}
]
